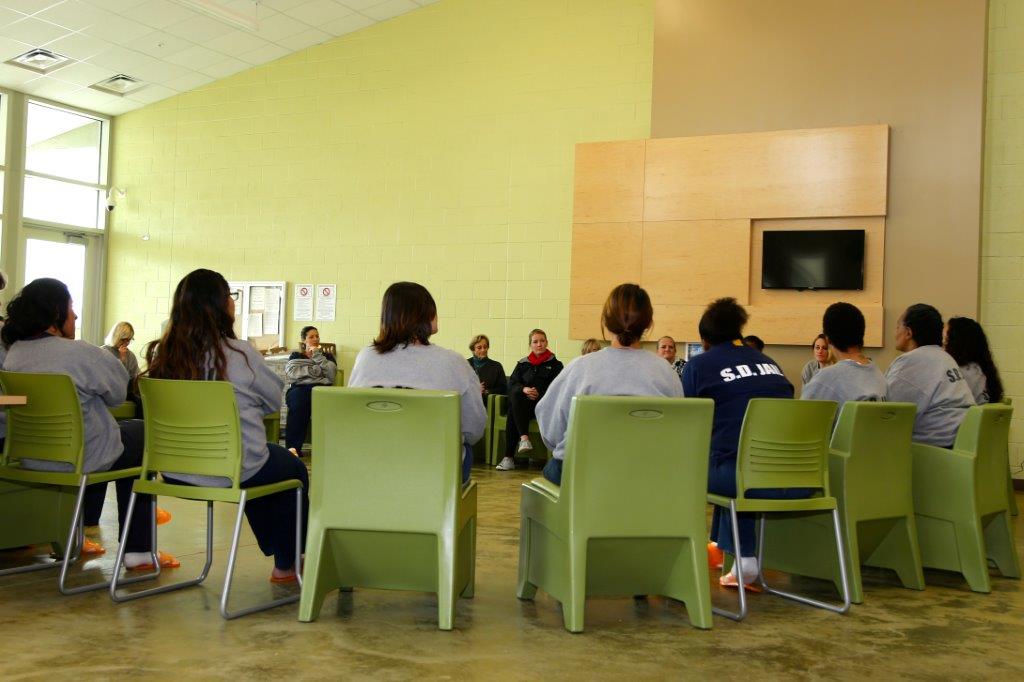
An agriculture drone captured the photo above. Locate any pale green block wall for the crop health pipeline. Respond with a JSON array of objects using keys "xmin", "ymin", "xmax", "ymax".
[
  {"xmin": 982, "ymin": 0, "xmax": 1024, "ymax": 476},
  {"xmin": 107, "ymin": 0, "xmax": 654, "ymax": 375}
]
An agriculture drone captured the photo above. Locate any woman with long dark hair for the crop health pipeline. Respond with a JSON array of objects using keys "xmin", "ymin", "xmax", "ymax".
[
  {"xmin": 348, "ymin": 281, "xmax": 486, "ymax": 483},
  {"xmin": 944, "ymin": 316, "xmax": 1004, "ymax": 404},
  {"xmin": 146, "ymin": 269, "xmax": 308, "ymax": 582},
  {"xmin": 2, "ymin": 278, "xmax": 175, "ymax": 569}
]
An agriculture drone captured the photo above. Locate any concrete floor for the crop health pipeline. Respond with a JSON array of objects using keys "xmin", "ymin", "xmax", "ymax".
[{"xmin": 1, "ymin": 463, "xmax": 1022, "ymax": 680}]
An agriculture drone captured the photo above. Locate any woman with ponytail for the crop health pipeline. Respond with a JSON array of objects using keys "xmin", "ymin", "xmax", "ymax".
[{"xmin": 534, "ymin": 283, "xmax": 682, "ymax": 485}]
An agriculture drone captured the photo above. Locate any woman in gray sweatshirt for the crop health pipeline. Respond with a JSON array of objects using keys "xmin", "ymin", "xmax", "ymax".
[{"xmin": 145, "ymin": 269, "xmax": 307, "ymax": 583}]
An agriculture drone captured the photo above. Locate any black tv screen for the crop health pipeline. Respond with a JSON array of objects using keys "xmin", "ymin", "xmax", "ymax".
[{"xmin": 761, "ymin": 230, "xmax": 865, "ymax": 290}]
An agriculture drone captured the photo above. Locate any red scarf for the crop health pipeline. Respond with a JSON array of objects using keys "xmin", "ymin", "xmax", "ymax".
[{"xmin": 528, "ymin": 349, "xmax": 553, "ymax": 366}]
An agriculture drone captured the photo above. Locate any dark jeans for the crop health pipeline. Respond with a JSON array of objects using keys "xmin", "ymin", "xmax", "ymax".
[
  {"xmin": 504, "ymin": 391, "xmax": 539, "ymax": 457},
  {"xmin": 542, "ymin": 457, "xmax": 562, "ymax": 485},
  {"xmin": 462, "ymin": 442, "xmax": 472, "ymax": 485},
  {"xmin": 81, "ymin": 420, "xmax": 154, "ymax": 552},
  {"xmin": 707, "ymin": 455, "xmax": 815, "ymax": 558},
  {"xmin": 285, "ymin": 384, "xmax": 314, "ymax": 452}
]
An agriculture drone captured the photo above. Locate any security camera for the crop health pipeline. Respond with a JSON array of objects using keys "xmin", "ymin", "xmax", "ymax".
[{"xmin": 106, "ymin": 188, "xmax": 125, "ymax": 212}]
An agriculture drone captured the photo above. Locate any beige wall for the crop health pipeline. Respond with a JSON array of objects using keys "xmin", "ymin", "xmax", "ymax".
[{"xmin": 652, "ymin": 0, "xmax": 987, "ymax": 382}]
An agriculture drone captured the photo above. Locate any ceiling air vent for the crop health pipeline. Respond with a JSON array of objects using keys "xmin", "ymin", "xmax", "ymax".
[
  {"xmin": 6, "ymin": 48, "xmax": 71, "ymax": 74},
  {"xmin": 90, "ymin": 74, "xmax": 146, "ymax": 97}
]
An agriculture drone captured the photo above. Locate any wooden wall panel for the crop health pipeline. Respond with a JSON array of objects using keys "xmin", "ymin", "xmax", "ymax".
[
  {"xmin": 643, "ymin": 125, "xmax": 889, "ymax": 221},
  {"xmin": 573, "ymin": 140, "xmax": 646, "ymax": 223},
  {"xmin": 747, "ymin": 304, "xmax": 884, "ymax": 347},
  {"xmin": 643, "ymin": 220, "xmax": 751, "ymax": 306},
  {"xmin": 569, "ymin": 222, "xmax": 643, "ymax": 305}
]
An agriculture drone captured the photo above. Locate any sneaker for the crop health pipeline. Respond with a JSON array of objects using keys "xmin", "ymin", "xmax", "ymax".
[
  {"xmin": 517, "ymin": 438, "xmax": 533, "ymax": 453},
  {"xmin": 495, "ymin": 456, "xmax": 516, "ymax": 471}
]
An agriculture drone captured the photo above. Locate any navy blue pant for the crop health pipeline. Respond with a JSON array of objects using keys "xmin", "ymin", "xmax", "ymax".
[
  {"xmin": 81, "ymin": 419, "xmax": 153, "ymax": 552},
  {"xmin": 707, "ymin": 455, "xmax": 815, "ymax": 558},
  {"xmin": 461, "ymin": 442, "xmax": 472, "ymax": 485},
  {"xmin": 504, "ymin": 391, "xmax": 538, "ymax": 457},
  {"xmin": 285, "ymin": 384, "xmax": 314, "ymax": 453},
  {"xmin": 542, "ymin": 457, "xmax": 562, "ymax": 485}
]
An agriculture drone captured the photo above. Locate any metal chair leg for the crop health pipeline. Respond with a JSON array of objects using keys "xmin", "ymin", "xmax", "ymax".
[
  {"xmin": 110, "ymin": 496, "xmax": 214, "ymax": 603},
  {"xmin": 220, "ymin": 490, "xmax": 301, "ymax": 620},
  {"xmin": 711, "ymin": 500, "xmax": 748, "ymax": 621},
  {"xmin": 756, "ymin": 511, "xmax": 851, "ymax": 614}
]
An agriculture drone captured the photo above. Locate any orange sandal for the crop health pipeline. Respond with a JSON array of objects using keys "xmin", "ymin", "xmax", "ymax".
[
  {"xmin": 719, "ymin": 572, "xmax": 762, "ymax": 592},
  {"xmin": 707, "ymin": 542, "xmax": 724, "ymax": 569},
  {"xmin": 270, "ymin": 572, "xmax": 298, "ymax": 584},
  {"xmin": 81, "ymin": 538, "xmax": 106, "ymax": 555},
  {"xmin": 156, "ymin": 508, "xmax": 172, "ymax": 525},
  {"xmin": 127, "ymin": 550, "xmax": 180, "ymax": 571}
]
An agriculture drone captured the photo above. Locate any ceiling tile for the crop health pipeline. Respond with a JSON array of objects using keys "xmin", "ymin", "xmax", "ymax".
[
  {"xmin": 163, "ymin": 14, "xmax": 234, "ymax": 42},
  {"xmin": 0, "ymin": 61, "xmax": 39, "ymax": 86},
  {"xmin": 2, "ymin": 0, "xmax": 64, "ymax": 16},
  {"xmin": 275, "ymin": 26, "xmax": 329, "ymax": 51},
  {"xmin": 34, "ymin": 0, "xmax": 105, "ymax": 31},
  {"xmin": 121, "ymin": 0, "xmax": 197, "ymax": 30},
  {"xmin": 337, "ymin": 0, "xmax": 383, "ymax": 11},
  {"xmin": 0, "ymin": 34, "xmax": 32, "ymax": 59},
  {"xmin": 238, "ymin": 41, "xmax": 287, "ymax": 65},
  {"xmin": 44, "ymin": 58, "xmax": 112, "ymax": 85},
  {"xmin": 22, "ymin": 73, "xmax": 83, "ymax": 98},
  {"xmin": 81, "ymin": 0, "xmax": 146, "ymax": 12},
  {"xmin": 162, "ymin": 69, "xmax": 211, "ymax": 91},
  {"xmin": 123, "ymin": 30, "xmax": 192, "ymax": 59},
  {"xmin": 362, "ymin": 0, "xmax": 415, "ymax": 21},
  {"xmin": 126, "ymin": 55, "xmax": 188, "ymax": 82},
  {"xmin": 85, "ymin": 43, "xmax": 156, "ymax": 73},
  {"xmin": 97, "ymin": 97, "xmax": 137, "ymax": 114},
  {"xmin": 250, "ymin": 11, "xmax": 305, "ymax": 41},
  {"xmin": 79, "ymin": 12, "xmax": 151, "ymax": 41},
  {"xmin": 319, "ymin": 11, "xmax": 370, "ymax": 36},
  {"xmin": 414, "ymin": 0, "xmax": 439, "ymax": 5},
  {"xmin": 0, "ymin": 7, "xmax": 27, "ymax": 28},
  {"xmin": 164, "ymin": 44, "xmax": 224, "ymax": 70},
  {"xmin": 259, "ymin": 0, "xmax": 308, "ymax": 12},
  {"xmin": 204, "ymin": 28, "xmax": 267, "ymax": 56},
  {"xmin": 198, "ymin": 55, "xmax": 247, "ymax": 79},
  {"xmin": 286, "ymin": 0, "xmax": 350, "ymax": 27},
  {"xmin": 0, "ymin": 16, "xmax": 73, "ymax": 44},
  {"xmin": 126, "ymin": 82, "xmax": 175, "ymax": 103},
  {"xmin": 42, "ymin": 29, "xmax": 111, "ymax": 59}
]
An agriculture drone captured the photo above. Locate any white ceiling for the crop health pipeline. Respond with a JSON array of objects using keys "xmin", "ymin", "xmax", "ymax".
[{"xmin": 0, "ymin": 0, "xmax": 436, "ymax": 116}]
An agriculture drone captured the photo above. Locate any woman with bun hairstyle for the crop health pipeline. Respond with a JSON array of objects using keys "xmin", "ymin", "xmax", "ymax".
[{"xmin": 535, "ymin": 283, "xmax": 683, "ymax": 485}]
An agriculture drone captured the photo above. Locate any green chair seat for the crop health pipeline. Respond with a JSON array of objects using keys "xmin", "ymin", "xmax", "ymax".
[
  {"xmin": 517, "ymin": 395, "xmax": 715, "ymax": 633},
  {"xmin": 108, "ymin": 401, "xmax": 136, "ymax": 421},
  {"xmin": 298, "ymin": 387, "xmax": 476, "ymax": 631}
]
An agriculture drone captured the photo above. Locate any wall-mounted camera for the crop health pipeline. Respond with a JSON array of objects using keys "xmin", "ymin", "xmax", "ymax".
[{"xmin": 106, "ymin": 187, "xmax": 126, "ymax": 212}]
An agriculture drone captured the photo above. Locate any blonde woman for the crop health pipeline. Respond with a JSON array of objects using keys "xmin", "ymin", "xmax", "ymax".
[
  {"xmin": 580, "ymin": 338, "xmax": 602, "ymax": 355},
  {"xmin": 103, "ymin": 321, "xmax": 140, "ymax": 380}
]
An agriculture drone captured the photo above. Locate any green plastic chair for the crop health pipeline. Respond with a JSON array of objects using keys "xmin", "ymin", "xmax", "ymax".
[
  {"xmin": 263, "ymin": 413, "xmax": 281, "ymax": 444},
  {"xmin": 108, "ymin": 401, "xmax": 136, "ymax": 420},
  {"xmin": 516, "ymin": 396, "xmax": 715, "ymax": 633},
  {"xmin": 761, "ymin": 402, "xmax": 924, "ymax": 603},
  {"xmin": 912, "ymin": 403, "xmax": 1020, "ymax": 592},
  {"xmin": 298, "ymin": 387, "xmax": 477, "ymax": 630},
  {"xmin": 109, "ymin": 378, "xmax": 305, "ymax": 619},
  {"xmin": 0, "ymin": 371, "xmax": 152, "ymax": 595},
  {"xmin": 487, "ymin": 393, "xmax": 551, "ymax": 465},
  {"xmin": 708, "ymin": 398, "xmax": 849, "ymax": 621},
  {"xmin": 1002, "ymin": 397, "xmax": 1018, "ymax": 516}
]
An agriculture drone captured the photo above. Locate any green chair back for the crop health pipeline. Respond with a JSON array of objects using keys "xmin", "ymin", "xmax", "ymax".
[
  {"xmin": 138, "ymin": 378, "xmax": 245, "ymax": 486},
  {"xmin": 736, "ymin": 398, "xmax": 837, "ymax": 497},
  {"xmin": 953, "ymin": 403, "xmax": 1013, "ymax": 517},
  {"xmin": 0, "ymin": 372, "xmax": 84, "ymax": 471}
]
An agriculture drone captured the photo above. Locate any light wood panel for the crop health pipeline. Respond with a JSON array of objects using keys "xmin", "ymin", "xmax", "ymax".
[
  {"xmin": 569, "ymin": 222, "xmax": 643, "ymax": 305},
  {"xmin": 746, "ymin": 304, "xmax": 885, "ymax": 347},
  {"xmin": 573, "ymin": 140, "xmax": 646, "ymax": 223},
  {"xmin": 643, "ymin": 220, "xmax": 751, "ymax": 306},
  {"xmin": 643, "ymin": 125, "xmax": 889, "ymax": 221}
]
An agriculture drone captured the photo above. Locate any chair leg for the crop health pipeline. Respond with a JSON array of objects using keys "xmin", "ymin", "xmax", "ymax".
[
  {"xmin": 562, "ymin": 540, "xmax": 587, "ymax": 633},
  {"xmin": 220, "ymin": 491, "xmax": 301, "ymax": 620},
  {"xmin": 711, "ymin": 500, "xmax": 748, "ymax": 622},
  {"xmin": 888, "ymin": 515, "xmax": 926, "ymax": 591},
  {"xmin": 665, "ymin": 537, "xmax": 713, "ymax": 630},
  {"xmin": 516, "ymin": 515, "xmax": 537, "ymax": 600},
  {"xmin": 297, "ymin": 520, "xmax": 328, "ymax": 622},
  {"xmin": 436, "ymin": 532, "xmax": 457, "ymax": 631},
  {"xmin": 841, "ymin": 517, "xmax": 864, "ymax": 605},
  {"xmin": 955, "ymin": 518, "xmax": 993, "ymax": 593},
  {"xmin": 460, "ymin": 516, "xmax": 476, "ymax": 599},
  {"xmin": 111, "ymin": 498, "xmax": 214, "ymax": 602},
  {"xmin": 757, "ymin": 511, "xmax": 851, "ymax": 614},
  {"xmin": 983, "ymin": 511, "xmax": 1021, "ymax": 579}
]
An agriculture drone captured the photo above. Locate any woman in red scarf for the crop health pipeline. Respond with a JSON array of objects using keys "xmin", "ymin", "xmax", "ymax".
[{"xmin": 495, "ymin": 328, "xmax": 563, "ymax": 471}]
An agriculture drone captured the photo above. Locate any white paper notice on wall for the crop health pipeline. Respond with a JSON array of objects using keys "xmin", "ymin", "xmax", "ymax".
[
  {"xmin": 247, "ymin": 313, "xmax": 263, "ymax": 338},
  {"xmin": 249, "ymin": 286, "xmax": 266, "ymax": 313},
  {"xmin": 316, "ymin": 284, "xmax": 337, "ymax": 322},
  {"xmin": 294, "ymin": 284, "xmax": 314, "ymax": 321}
]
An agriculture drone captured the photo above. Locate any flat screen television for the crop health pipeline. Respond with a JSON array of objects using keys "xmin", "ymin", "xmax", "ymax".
[{"xmin": 761, "ymin": 229, "xmax": 865, "ymax": 290}]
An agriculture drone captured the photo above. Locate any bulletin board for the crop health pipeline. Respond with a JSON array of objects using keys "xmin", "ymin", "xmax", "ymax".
[{"xmin": 228, "ymin": 281, "xmax": 287, "ymax": 351}]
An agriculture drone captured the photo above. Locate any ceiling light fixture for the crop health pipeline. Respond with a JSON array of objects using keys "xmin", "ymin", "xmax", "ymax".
[
  {"xmin": 90, "ymin": 74, "xmax": 147, "ymax": 97},
  {"xmin": 6, "ymin": 48, "xmax": 72, "ymax": 74},
  {"xmin": 173, "ymin": 0, "xmax": 259, "ymax": 31}
]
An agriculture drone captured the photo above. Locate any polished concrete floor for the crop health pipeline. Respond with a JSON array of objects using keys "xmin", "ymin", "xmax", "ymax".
[{"xmin": 1, "ymin": 462, "xmax": 1022, "ymax": 680}]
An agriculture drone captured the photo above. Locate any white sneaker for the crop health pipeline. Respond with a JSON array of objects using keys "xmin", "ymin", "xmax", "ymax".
[
  {"xmin": 517, "ymin": 438, "xmax": 533, "ymax": 453},
  {"xmin": 496, "ymin": 456, "xmax": 516, "ymax": 471}
]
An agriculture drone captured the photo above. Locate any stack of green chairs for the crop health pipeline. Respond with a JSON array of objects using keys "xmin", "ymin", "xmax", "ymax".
[
  {"xmin": 0, "ymin": 371, "xmax": 152, "ymax": 595},
  {"xmin": 912, "ymin": 403, "xmax": 1020, "ymax": 592},
  {"xmin": 486, "ymin": 393, "xmax": 551, "ymax": 466},
  {"xmin": 761, "ymin": 402, "xmax": 924, "ymax": 603},
  {"xmin": 298, "ymin": 387, "xmax": 477, "ymax": 630},
  {"xmin": 708, "ymin": 398, "xmax": 850, "ymax": 621},
  {"xmin": 109, "ymin": 378, "xmax": 305, "ymax": 619},
  {"xmin": 516, "ymin": 396, "xmax": 715, "ymax": 632}
]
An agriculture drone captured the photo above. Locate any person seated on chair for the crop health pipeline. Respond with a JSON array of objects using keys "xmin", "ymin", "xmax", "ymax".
[
  {"xmin": 467, "ymin": 334, "xmax": 507, "ymax": 405},
  {"xmin": 944, "ymin": 316, "xmax": 1004, "ymax": 405},
  {"xmin": 656, "ymin": 335, "xmax": 686, "ymax": 377},
  {"xmin": 349, "ymin": 282, "xmax": 486, "ymax": 484},
  {"xmin": 681, "ymin": 297, "xmax": 796, "ymax": 589},
  {"xmin": 536, "ymin": 283, "xmax": 683, "ymax": 486},
  {"xmin": 580, "ymin": 338, "xmax": 602, "ymax": 355},
  {"xmin": 495, "ymin": 328, "xmax": 564, "ymax": 472},
  {"xmin": 742, "ymin": 335, "xmax": 765, "ymax": 352},
  {"xmin": 886, "ymin": 303, "xmax": 975, "ymax": 448},
  {"xmin": 800, "ymin": 333, "xmax": 835, "ymax": 387},
  {"xmin": 1, "ymin": 278, "xmax": 177, "ymax": 570},
  {"xmin": 145, "ymin": 269, "xmax": 307, "ymax": 583},
  {"xmin": 284, "ymin": 326, "xmax": 337, "ymax": 456},
  {"xmin": 800, "ymin": 302, "xmax": 886, "ymax": 414}
]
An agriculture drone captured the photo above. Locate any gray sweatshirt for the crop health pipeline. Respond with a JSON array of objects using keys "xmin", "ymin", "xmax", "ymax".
[
  {"xmin": 800, "ymin": 359, "xmax": 887, "ymax": 413},
  {"xmin": 3, "ymin": 336, "xmax": 128, "ymax": 473},
  {"xmin": 349, "ymin": 343, "xmax": 486, "ymax": 448},
  {"xmin": 886, "ymin": 345, "xmax": 975, "ymax": 447},
  {"xmin": 960, "ymin": 362, "xmax": 989, "ymax": 404},
  {"xmin": 285, "ymin": 350, "xmax": 337, "ymax": 386},
  {"xmin": 535, "ymin": 347, "xmax": 684, "ymax": 460},
  {"xmin": 164, "ymin": 339, "xmax": 283, "ymax": 487}
]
